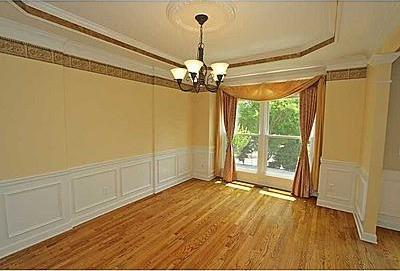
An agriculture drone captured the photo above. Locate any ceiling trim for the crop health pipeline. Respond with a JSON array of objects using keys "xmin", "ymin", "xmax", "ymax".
[
  {"xmin": 11, "ymin": 0, "xmax": 184, "ymax": 68},
  {"xmin": 369, "ymin": 52, "xmax": 400, "ymax": 64},
  {"xmin": 229, "ymin": 0, "xmax": 339, "ymax": 68},
  {"xmin": 11, "ymin": 0, "xmax": 340, "ymax": 70},
  {"xmin": 229, "ymin": 37, "xmax": 335, "ymax": 68}
]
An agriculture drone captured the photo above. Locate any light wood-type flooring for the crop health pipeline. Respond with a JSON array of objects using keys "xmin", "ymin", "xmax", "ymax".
[{"xmin": 0, "ymin": 179, "xmax": 399, "ymax": 269}]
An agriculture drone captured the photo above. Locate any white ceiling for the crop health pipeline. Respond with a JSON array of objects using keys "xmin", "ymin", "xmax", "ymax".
[{"xmin": 0, "ymin": 1, "xmax": 399, "ymax": 83}]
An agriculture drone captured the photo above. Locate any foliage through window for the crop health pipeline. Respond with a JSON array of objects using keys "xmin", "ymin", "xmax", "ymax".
[{"xmin": 232, "ymin": 97, "xmax": 310, "ymax": 179}]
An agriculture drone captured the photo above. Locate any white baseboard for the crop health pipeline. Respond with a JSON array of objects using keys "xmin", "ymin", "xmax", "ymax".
[
  {"xmin": 353, "ymin": 210, "xmax": 377, "ymax": 244},
  {"xmin": 317, "ymin": 199, "xmax": 354, "ymax": 213},
  {"xmin": 0, "ymin": 147, "xmax": 194, "ymax": 259},
  {"xmin": 377, "ymin": 213, "xmax": 400, "ymax": 231}
]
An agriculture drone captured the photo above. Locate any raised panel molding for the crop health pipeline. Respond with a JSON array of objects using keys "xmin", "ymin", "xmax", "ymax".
[
  {"xmin": 120, "ymin": 160, "xmax": 152, "ymax": 196},
  {"xmin": 317, "ymin": 159, "xmax": 357, "ymax": 213},
  {"xmin": 4, "ymin": 183, "xmax": 64, "ymax": 238},
  {"xmin": 377, "ymin": 170, "xmax": 400, "ymax": 231},
  {"xmin": 154, "ymin": 148, "xmax": 192, "ymax": 193},
  {"xmin": 71, "ymin": 169, "xmax": 118, "ymax": 214},
  {"xmin": 156, "ymin": 155, "xmax": 177, "ymax": 184},
  {"xmin": 192, "ymin": 146, "xmax": 215, "ymax": 181}
]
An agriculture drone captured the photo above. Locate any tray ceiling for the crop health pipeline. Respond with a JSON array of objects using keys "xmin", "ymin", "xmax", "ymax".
[{"xmin": 0, "ymin": 1, "xmax": 399, "ymax": 81}]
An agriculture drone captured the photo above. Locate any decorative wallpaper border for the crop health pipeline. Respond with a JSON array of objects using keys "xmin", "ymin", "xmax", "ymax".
[
  {"xmin": 326, "ymin": 67, "xmax": 367, "ymax": 81},
  {"xmin": 0, "ymin": 35, "xmax": 179, "ymax": 89},
  {"xmin": 0, "ymin": 35, "xmax": 367, "ymax": 87}
]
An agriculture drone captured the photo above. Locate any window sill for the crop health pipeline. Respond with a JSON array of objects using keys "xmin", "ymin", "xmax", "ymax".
[{"xmin": 265, "ymin": 172, "xmax": 294, "ymax": 181}]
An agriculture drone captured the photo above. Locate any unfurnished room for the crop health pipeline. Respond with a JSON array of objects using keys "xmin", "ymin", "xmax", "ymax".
[{"xmin": 0, "ymin": 0, "xmax": 399, "ymax": 270}]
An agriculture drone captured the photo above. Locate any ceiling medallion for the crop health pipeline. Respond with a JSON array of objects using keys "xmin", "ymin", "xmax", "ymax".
[
  {"xmin": 166, "ymin": 1, "xmax": 236, "ymax": 33},
  {"xmin": 170, "ymin": 14, "xmax": 229, "ymax": 93}
]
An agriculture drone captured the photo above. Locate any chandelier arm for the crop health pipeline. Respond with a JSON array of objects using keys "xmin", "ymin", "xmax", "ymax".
[
  {"xmin": 204, "ymin": 83, "xmax": 218, "ymax": 93},
  {"xmin": 177, "ymin": 80, "xmax": 194, "ymax": 92}
]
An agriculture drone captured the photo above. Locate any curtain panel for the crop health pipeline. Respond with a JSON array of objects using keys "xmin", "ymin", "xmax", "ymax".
[{"xmin": 214, "ymin": 75, "xmax": 326, "ymax": 196}]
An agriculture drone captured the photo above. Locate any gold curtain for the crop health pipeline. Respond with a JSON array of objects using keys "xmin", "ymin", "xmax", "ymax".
[
  {"xmin": 310, "ymin": 77, "xmax": 326, "ymax": 193},
  {"xmin": 214, "ymin": 89, "xmax": 223, "ymax": 177},
  {"xmin": 221, "ymin": 91, "xmax": 238, "ymax": 182},
  {"xmin": 292, "ymin": 86, "xmax": 318, "ymax": 197},
  {"xmin": 214, "ymin": 75, "xmax": 326, "ymax": 195}
]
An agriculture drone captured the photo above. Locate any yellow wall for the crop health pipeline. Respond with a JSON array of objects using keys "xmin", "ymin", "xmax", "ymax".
[
  {"xmin": 384, "ymin": 58, "xmax": 400, "ymax": 170},
  {"xmin": 0, "ymin": 53, "xmax": 193, "ymax": 180},
  {"xmin": 0, "ymin": 54, "xmax": 67, "ymax": 179},
  {"xmin": 191, "ymin": 92, "xmax": 217, "ymax": 148},
  {"xmin": 64, "ymin": 68, "xmax": 154, "ymax": 167},
  {"xmin": 322, "ymin": 79, "xmax": 366, "ymax": 163},
  {"xmin": 154, "ymin": 86, "xmax": 192, "ymax": 152},
  {"xmin": 192, "ymin": 93, "xmax": 210, "ymax": 147}
]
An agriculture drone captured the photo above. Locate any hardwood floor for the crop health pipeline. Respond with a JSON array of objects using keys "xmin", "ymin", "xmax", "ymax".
[{"xmin": 0, "ymin": 179, "xmax": 399, "ymax": 269}]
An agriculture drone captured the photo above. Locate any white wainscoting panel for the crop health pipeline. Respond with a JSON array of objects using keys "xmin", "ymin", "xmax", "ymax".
[
  {"xmin": 378, "ymin": 170, "xmax": 400, "ymax": 231},
  {"xmin": 0, "ymin": 152, "xmax": 160, "ymax": 259},
  {"xmin": 192, "ymin": 146, "xmax": 215, "ymax": 181},
  {"xmin": 71, "ymin": 169, "xmax": 118, "ymax": 214},
  {"xmin": 0, "ymin": 147, "xmax": 194, "ymax": 258},
  {"xmin": 154, "ymin": 148, "xmax": 192, "ymax": 193},
  {"xmin": 0, "ymin": 173, "xmax": 71, "ymax": 259},
  {"xmin": 355, "ymin": 169, "xmax": 368, "ymax": 222},
  {"xmin": 120, "ymin": 159, "xmax": 152, "ymax": 196},
  {"xmin": 317, "ymin": 159, "xmax": 358, "ymax": 213}
]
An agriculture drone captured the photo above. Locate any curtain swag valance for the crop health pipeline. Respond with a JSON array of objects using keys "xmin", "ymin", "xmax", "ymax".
[{"xmin": 220, "ymin": 75, "xmax": 323, "ymax": 101}]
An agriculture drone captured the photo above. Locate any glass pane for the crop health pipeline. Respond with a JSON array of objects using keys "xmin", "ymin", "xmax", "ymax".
[
  {"xmin": 266, "ymin": 137, "xmax": 301, "ymax": 179},
  {"xmin": 233, "ymin": 134, "xmax": 258, "ymax": 171},
  {"xmin": 268, "ymin": 97, "xmax": 300, "ymax": 136},
  {"xmin": 236, "ymin": 100, "xmax": 260, "ymax": 135}
]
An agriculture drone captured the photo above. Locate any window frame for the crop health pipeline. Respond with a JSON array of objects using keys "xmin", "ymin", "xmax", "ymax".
[{"xmin": 232, "ymin": 96, "xmax": 311, "ymax": 180}]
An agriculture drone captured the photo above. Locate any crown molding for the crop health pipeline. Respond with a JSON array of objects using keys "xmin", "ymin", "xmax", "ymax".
[
  {"xmin": 225, "ymin": 66, "xmax": 326, "ymax": 86},
  {"xmin": 225, "ymin": 57, "xmax": 367, "ymax": 86},
  {"xmin": 325, "ymin": 55, "xmax": 368, "ymax": 71},
  {"xmin": 11, "ymin": 0, "xmax": 184, "ymax": 68},
  {"xmin": 0, "ymin": 17, "xmax": 171, "ymax": 80},
  {"xmin": 368, "ymin": 52, "xmax": 400, "ymax": 65}
]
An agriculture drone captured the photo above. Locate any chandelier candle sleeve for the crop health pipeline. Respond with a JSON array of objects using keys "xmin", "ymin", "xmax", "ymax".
[
  {"xmin": 171, "ymin": 68, "xmax": 187, "ymax": 80},
  {"xmin": 184, "ymin": 60, "xmax": 204, "ymax": 74},
  {"xmin": 211, "ymin": 63, "xmax": 229, "ymax": 76}
]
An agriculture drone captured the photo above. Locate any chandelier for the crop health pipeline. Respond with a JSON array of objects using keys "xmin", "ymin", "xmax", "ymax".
[{"xmin": 170, "ymin": 14, "xmax": 229, "ymax": 93}]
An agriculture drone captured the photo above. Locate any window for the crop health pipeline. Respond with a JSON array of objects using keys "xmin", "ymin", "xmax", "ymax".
[
  {"xmin": 232, "ymin": 96, "xmax": 311, "ymax": 180},
  {"xmin": 233, "ymin": 100, "xmax": 260, "ymax": 172},
  {"xmin": 266, "ymin": 97, "xmax": 300, "ymax": 179}
]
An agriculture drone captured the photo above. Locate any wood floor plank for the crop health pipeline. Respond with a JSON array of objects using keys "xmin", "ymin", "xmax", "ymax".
[{"xmin": 0, "ymin": 179, "xmax": 399, "ymax": 269}]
